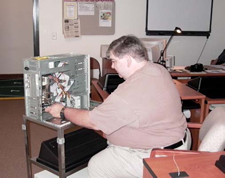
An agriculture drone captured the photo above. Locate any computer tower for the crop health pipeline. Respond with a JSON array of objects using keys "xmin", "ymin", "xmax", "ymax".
[{"xmin": 23, "ymin": 53, "xmax": 90, "ymax": 121}]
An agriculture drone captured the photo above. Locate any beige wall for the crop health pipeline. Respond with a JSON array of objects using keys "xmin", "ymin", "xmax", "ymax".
[
  {"xmin": 1, "ymin": 0, "xmax": 225, "ymax": 74},
  {"xmin": 0, "ymin": 0, "xmax": 33, "ymax": 74},
  {"xmin": 39, "ymin": 0, "xmax": 225, "ymax": 67}
]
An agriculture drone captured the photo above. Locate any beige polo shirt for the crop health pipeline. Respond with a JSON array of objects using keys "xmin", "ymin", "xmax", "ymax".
[{"xmin": 89, "ymin": 62, "xmax": 187, "ymax": 149}]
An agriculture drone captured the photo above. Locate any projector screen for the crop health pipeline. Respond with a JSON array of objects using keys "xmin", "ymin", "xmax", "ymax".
[{"xmin": 146, "ymin": 0, "xmax": 213, "ymax": 37}]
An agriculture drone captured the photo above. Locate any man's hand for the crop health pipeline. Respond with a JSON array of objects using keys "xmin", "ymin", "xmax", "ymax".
[
  {"xmin": 45, "ymin": 103, "xmax": 99, "ymax": 131},
  {"xmin": 45, "ymin": 103, "xmax": 64, "ymax": 118}
]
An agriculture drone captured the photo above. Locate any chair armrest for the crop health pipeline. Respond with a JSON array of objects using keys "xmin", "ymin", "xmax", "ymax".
[{"xmin": 187, "ymin": 122, "xmax": 202, "ymax": 129}]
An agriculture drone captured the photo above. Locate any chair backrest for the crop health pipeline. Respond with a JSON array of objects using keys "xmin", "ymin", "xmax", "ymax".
[
  {"xmin": 198, "ymin": 107, "xmax": 225, "ymax": 152},
  {"xmin": 210, "ymin": 59, "xmax": 218, "ymax": 65},
  {"xmin": 90, "ymin": 57, "xmax": 101, "ymax": 79}
]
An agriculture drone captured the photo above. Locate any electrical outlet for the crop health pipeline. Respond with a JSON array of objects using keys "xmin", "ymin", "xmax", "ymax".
[{"xmin": 52, "ymin": 32, "xmax": 57, "ymax": 40}]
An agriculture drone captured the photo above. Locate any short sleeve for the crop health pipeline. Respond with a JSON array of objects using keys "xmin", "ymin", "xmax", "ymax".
[{"xmin": 89, "ymin": 93, "xmax": 138, "ymax": 135}]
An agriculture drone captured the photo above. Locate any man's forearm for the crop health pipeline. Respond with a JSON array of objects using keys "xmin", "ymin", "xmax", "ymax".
[{"xmin": 64, "ymin": 107, "xmax": 99, "ymax": 130}]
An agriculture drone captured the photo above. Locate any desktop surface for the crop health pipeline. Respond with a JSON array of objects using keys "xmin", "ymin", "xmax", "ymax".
[
  {"xmin": 170, "ymin": 65, "xmax": 225, "ymax": 78},
  {"xmin": 143, "ymin": 151, "xmax": 225, "ymax": 178}
]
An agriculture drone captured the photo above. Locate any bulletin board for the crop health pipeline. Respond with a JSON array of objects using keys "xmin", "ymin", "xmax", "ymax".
[{"xmin": 63, "ymin": 0, "xmax": 115, "ymax": 37}]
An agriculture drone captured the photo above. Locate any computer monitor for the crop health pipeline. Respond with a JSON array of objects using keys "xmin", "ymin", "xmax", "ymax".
[
  {"xmin": 140, "ymin": 38, "xmax": 166, "ymax": 62},
  {"xmin": 100, "ymin": 38, "xmax": 166, "ymax": 62},
  {"xmin": 144, "ymin": 44, "xmax": 160, "ymax": 62}
]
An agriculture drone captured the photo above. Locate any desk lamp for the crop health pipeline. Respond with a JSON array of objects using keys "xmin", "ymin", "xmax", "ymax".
[{"xmin": 157, "ymin": 27, "xmax": 182, "ymax": 67}]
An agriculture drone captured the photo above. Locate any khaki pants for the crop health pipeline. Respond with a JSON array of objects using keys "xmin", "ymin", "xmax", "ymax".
[
  {"xmin": 87, "ymin": 129, "xmax": 192, "ymax": 178},
  {"xmin": 88, "ymin": 143, "xmax": 152, "ymax": 178}
]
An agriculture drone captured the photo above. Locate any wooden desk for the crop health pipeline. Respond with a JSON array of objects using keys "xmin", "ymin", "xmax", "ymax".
[
  {"xmin": 170, "ymin": 66, "xmax": 225, "ymax": 118},
  {"xmin": 173, "ymin": 80, "xmax": 206, "ymax": 150},
  {"xmin": 170, "ymin": 65, "xmax": 225, "ymax": 78},
  {"xmin": 92, "ymin": 80, "xmax": 206, "ymax": 116},
  {"xmin": 143, "ymin": 151, "xmax": 225, "ymax": 178},
  {"xmin": 173, "ymin": 80, "xmax": 205, "ymax": 123},
  {"xmin": 204, "ymin": 97, "xmax": 225, "ymax": 117},
  {"xmin": 101, "ymin": 60, "xmax": 225, "ymax": 78},
  {"xmin": 91, "ymin": 80, "xmax": 109, "ymax": 102}
]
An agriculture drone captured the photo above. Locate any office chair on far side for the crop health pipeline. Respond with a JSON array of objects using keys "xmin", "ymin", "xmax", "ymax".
[
  {"xmin": 190, "ymin": 106, "xmax": 225, "ymax": 152},
  {"xmin": 151, "ymin": 106, "xmax": 225, "ymax": 158},
  {"xmin": 90, "ymin": 57, "xmax": 101, "ymax": 99},
  {"xmin": 90, "ymin": 57, "xmax": 101, "ymax": 80}
]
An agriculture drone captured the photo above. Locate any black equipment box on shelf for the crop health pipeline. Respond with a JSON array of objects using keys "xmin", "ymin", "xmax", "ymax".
[{"xmin": 37, "ymin": 128, "xmax": 107, "ymax": 172}]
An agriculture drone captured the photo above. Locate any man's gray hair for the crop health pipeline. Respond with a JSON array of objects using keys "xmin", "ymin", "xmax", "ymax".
[{"xmin": 106, "ymin": 35, "xmax": 149, "ymax": 62}]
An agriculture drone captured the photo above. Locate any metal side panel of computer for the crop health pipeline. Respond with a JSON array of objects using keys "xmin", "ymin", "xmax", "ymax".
[{"xmin": 23, "ymin": 53, "xmax": 90, "ymax": 121}]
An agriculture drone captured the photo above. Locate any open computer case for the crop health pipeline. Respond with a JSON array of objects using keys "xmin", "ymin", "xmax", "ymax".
[{"xmin": 23, "ymin": 53, "xmax": 90, "ymax": 121}]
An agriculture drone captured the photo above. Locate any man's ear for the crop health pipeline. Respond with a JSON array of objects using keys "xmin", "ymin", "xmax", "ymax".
[{"xmin": 126, "ymin": 56, "xmax": 132, "ymax": 67}]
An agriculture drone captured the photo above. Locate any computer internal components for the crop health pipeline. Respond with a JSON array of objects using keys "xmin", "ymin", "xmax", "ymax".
[{"xmin": 23, "ymin": 53, "xmax": 90, "ymax": 121}]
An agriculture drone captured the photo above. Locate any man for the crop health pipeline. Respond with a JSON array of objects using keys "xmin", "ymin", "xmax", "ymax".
[{"xmin": 46, "ymin": 35, "xmax": 191, "ymax": 178}]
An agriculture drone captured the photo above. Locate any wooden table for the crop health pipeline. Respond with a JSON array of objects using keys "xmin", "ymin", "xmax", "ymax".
[
  {"xmin": 91, "ymin": 80, "xmax": 109, "ymax": 102},
  {"xmin": 100, "ymin": 62, "xmax": 225, "ymax": 79},
  {"xmin": 143, "ymin": 151, "xmax": 225, "ymax": 178},
  {"xmin": 173, "ymin": 80, "xmax": 206, "ymax": 150},
  {"xmin": 204, "ymin": 97, "xmax": 225, "ymax": 117},
  {"xmin": 173, "ymin": 80, "xmax": 205, "ymax": 123},
  {"xmin": 92, "ymin": 80, "xmax": 206, "ymax": 120},
  {"xmin": 170, "ymin": 65, "xmax": 225, "ymax": 78},
  {"xmin": 170, "ymin": 66, "xmax": 225, "ymax": 118}
]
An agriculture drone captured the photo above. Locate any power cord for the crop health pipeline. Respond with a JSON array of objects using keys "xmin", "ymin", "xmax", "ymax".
[
  {"xmin": 173, "ymin": 154, "xmax": 180, "ymax": 176},
  {"xmin": 196, "ymin": 37, "xmax": 209, "ymax": 63}
]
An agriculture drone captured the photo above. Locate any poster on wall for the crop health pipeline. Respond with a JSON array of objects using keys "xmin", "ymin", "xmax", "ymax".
[
  {"xmin": 99, "ymin": 10, "xmax": 112, "ymax": 27},
  {"xmin": 78, "ymin": 2, "xmax": 95, "ymax": 15},
  {"xmin": 63, "ymin": 19, "xmax": 81, "ymax": 38},
  {"xmin": 63, "ymin": 1, "xmax": 80, "ymax": 38},
  {"xmin": 64, "ymin": 2, "xmax": 78, "ymax": 19}
]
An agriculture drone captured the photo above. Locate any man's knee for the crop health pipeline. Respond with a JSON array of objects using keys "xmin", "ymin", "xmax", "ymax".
[
  {"xmin": 87, "ymin": 155, "xmax": 97, "ymax": 173},
  {"xmin": 87, "ymin": 152, "xmax": 104, "ymax": 177}
]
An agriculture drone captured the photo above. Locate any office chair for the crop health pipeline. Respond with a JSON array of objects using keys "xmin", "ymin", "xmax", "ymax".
[
  {"xmin": 210, "ymin": 49, "xmax": 225, "ymax": 65},
  {"xmin": 195, "ymin": 106, "xmax": 225, "ymax": 152},
  {"xmin": 210, "ymin": 59, "xmax": 218, "ymax": 65},
  {"xmin": 90, "ymin": 57, "xmax": 101, "ymax": 98},
  {"xmin": 151, "ymin": 107, "xmax": 225, "ymax": 158},
  {"xmin": 90, "ymin": 57, "xmax": 101, "ymax": 80}
]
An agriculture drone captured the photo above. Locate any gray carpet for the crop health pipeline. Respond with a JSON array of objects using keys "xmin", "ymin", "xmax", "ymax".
[{"xmin": 0, "ymin": 99, "xmax": 56, "ymax": 178}]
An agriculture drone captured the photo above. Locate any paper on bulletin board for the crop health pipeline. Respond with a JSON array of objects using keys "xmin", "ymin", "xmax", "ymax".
[
  {"xmin": 99, "ymin": 10, "xmax": 112, "ymax": 27},
  {"xmin": 78, "ymin": 2, "xmax": 94, "ymax": 15},
  {"xmin": 96, "ymin": 1, "xmax": 113, "ymax": 10},
  {"xmin": 63, "ymin": 19, "xmax": 81, "ymax": 38},
  {"xmin": 64, "ymin": 2, "xmax": 78, "ymax": 19}
]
